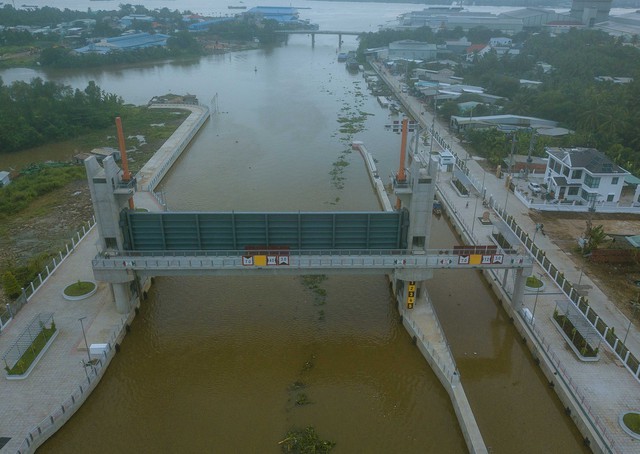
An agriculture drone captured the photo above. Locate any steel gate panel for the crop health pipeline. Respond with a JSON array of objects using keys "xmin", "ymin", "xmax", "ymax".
[{"xmin": 123, "ymin": 210, "xmax": 408, "ymax": 251}]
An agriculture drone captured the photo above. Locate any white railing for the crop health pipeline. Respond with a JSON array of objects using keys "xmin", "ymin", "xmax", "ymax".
[
  {"xmin": 528, "ymin": 321, "xmax": 618, "ymax": 453},
  {"xmin": 16, "ymin": 314, "xmax": 129, "ymax": 454},
  {"xmin": 0, "ymin": 217, "xmax": 96, "ymax": 333}
]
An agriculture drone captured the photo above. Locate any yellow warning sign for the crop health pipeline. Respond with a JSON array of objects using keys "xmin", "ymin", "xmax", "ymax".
[
  {"xmin": 408, "ymin": 284, "xmax": 416, "ymax": 292},
  {"xmin": 469, "ymin": 254, "xmax": 482, "ymax": 265},
  {"xmin": 407, "ymin": 302, "xmax": 414, "ymax": 309},
  {"xmin": 254, "ymin": 255, "xmax": 267, "ymax": 266},
  {"xmin": 407, "ymin": 296, "xmax": 415, "ymax": 305}
]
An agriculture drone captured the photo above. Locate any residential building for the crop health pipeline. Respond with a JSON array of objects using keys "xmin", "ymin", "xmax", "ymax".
[{"xmin": 544, "ymin": 147, "xmax": 629, "ymax": 204}]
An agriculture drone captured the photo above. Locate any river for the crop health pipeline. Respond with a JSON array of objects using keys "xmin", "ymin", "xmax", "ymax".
[{"xmin": 0, "ymin": 2, "xmax": 588, "ymax": 452}]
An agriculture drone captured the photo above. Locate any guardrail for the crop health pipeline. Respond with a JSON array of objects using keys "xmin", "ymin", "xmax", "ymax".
[
  {"xmin": 16, "ymin": 314, "xmax": 130, "ymax": 454},
  {"xmin": 528, "ymin": 321, "xmax": 617, "ymax": 453},
  {"xmin": 0, "ymin": 217, "xmax": 96, "ymax": 333},
  {"xmin": 491, "ymin": 198, "xmax": 640, "ymax": 383},
  {"xmin": 91, "ymin": 248, "xmax": 532, "ymax": 272}
]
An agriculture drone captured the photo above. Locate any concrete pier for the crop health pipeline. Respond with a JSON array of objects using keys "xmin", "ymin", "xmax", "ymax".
[
  {"xmin": 355, "ymin": 139, "xmax": 488, "ymax": 452},
  {"xmin": 137, "ymin": 104, "xmax": 210, "ymax": 191}
]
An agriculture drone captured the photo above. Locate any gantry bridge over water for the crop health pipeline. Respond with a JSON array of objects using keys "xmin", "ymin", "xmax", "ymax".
[
  {"xmin": 275, "ymin": 29, "xmax": 362, "ymax": 47},
  {"xmin": 83, "ymin": 115, "xmax": 534, "ymax": 454}
]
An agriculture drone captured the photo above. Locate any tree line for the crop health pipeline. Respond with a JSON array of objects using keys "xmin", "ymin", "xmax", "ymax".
[
  {"xmin": 460, "ymin": 29, "xmax": 640, "ymax": 173},
  {"xmin": 0, "ymin": 78, "xmax": 123, "ymax": 153},
  {"xmin": 359, "ymin": 27, "xmax": 640, "ymax": 174}
]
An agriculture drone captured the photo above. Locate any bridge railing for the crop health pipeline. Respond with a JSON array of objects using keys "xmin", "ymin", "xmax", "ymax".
[
  {"xmin": 92, "ymin": 248, "xmax": 533, "ymax": 272},
  {"xmin": 97, "ymin": 247, "xmax": 523, "ymax": 258}
]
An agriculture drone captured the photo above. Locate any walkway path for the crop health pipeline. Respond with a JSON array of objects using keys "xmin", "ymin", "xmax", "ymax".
[{"xmin": 0, "ymin": 104, "xmax": 208, "ymax": 453}]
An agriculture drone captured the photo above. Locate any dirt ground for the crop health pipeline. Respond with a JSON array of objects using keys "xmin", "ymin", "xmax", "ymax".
[
  {"xmin": 529, "ymin": 210, "xmax": 640, "ymax": 320},
  {"xmin": 0, "ymin": 179, "xmax": 94, "ymax": 305}
]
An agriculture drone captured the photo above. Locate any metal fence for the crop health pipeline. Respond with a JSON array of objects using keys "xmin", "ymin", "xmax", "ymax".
[
  {"xmin": 16, "ymin": 315, "xmax": 128, "ymax": 454},
  {"xmin": 0, "ymin": 217, "xmax": 96, "ymax": 333},
  {"xmin": 528, "ymin": 321, "xmax": 618, "ymax": 453},
  {"xmin": 490, "ymin": 198, "xmax": 640, "ymax": 382},
  {"xmin": 2, "ymin": 312, "xmax": 55, "ymax": 375}
]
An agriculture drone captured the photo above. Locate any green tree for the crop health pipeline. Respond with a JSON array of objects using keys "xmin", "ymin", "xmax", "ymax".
[{"xmin": 2, "ymin": 271, "xmax": 21, "ymax": 298}]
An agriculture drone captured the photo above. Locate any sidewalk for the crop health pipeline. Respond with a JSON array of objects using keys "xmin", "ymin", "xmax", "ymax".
[
  {"xmin": 0, "ymin": 228, "xmax": 125, "ymax": 453},
  {"xmin": 372, "ymin": 61, "xmax": 640, "ymax": 452}
]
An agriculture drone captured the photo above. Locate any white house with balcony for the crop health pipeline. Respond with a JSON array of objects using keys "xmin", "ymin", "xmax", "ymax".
[{"xmin": 544, "ymin": 147, "xmax": 629, "ymax": 205}]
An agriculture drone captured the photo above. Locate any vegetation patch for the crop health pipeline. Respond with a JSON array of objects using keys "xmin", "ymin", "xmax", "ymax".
[
  {"xmin": 452, "ymin": 179, "xmax": 469, "ymax": 196},
  {"xmin": 63, "ymin": 280, "xmax": 96, "ymax": 297},
  {"xmin": 622, "ymin": 412, "xmax": 640, "ymax": 434},
  {"xmin": 301, "ymin": 275, "xmax": 328, "ymax": 306},
  {"xmin": 278, "ymin": 426, "xmax": 335, "ymax": 453},
  {"xmin": 5, "ymin": 322, "xmax": 56, "ymax": 376},
  {"xmin": 553, "ymin": 311, "xmax": 598, "ymax": 358},
  {"xmin": 295, "ymin": 393, "xmax": 311, "ymax": 406},
  {"xmin": 526, "ymin": 276, "xmax": 543, "ymax": 288}
]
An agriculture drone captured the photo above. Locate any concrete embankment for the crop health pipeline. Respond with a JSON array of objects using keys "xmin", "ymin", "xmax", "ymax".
[
  {"xmin": 352, "ymin": 141, "xmax": 392, "ymax": 212},
  {"xmin": 355, "ymin": 139, "xmax": 487, "ymax": 453},
  {"xmin": 3, "ymin": 104, "xmax": 211, "ymax": 454},
  {"xmin": 370, "ymin": 60, "xmax": 632, "ymax": 453},
  {"xmin": 137, "ymin": 103, "xmax": 210, "ymax": 192}
]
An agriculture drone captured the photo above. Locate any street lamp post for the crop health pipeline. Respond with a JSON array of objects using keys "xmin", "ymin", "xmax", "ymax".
[
  {"xmin": 79, "ymin": 316, "xmax": 91, "ymax": 363},
  {"xmin": 623, "ymin": 297, "xmax": 640, "ymax": 346},
  {"xmin": 471, "ymin": 170, "xmax": 486, "ymax": 235},
  {"xmin": 531, "ymin": 272, "xmax": 544, "ymax": 325}
]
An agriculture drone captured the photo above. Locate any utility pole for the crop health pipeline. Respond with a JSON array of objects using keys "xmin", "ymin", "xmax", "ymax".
[
  {"xmin": 526, "ymin": 130, "xmax": 537, "ymax": 179},
  {"xmin": 508, "ymin": 132, "xmax": 517, "ymax": 177}
]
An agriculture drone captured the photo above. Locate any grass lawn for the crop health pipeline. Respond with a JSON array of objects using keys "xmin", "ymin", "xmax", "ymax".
[
  {"xmin": 64, "ymin": 281, "xmax": 96, "ymax": 297},
  {"xmin": 526, "ymin": 276, "xmax": 543, "ymax": 288},
  {"xmin": 623, "ymin": 412, "xmax": 640, "ymax": 434}
]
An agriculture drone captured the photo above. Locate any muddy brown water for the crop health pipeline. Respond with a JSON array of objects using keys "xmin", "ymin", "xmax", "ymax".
[{"xmin": 0, "ymin": 36, "xmax": 586, "ymax": 454}]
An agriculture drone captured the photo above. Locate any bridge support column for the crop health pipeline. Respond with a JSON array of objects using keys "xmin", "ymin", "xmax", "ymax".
[
  {"xmin": 512, "ymin": 267, "xmax": 527, "ymax": 309},
  {"xmin": 311, "ymin": 33, "xmax": 315, "ymax": 47},
  {"xmin": 112, "ymin": 282, "xmax": 132, "ymax": 314},
  {"xmin": 338, "ymin": 33, "xmax": 342, "ymax": 48}
]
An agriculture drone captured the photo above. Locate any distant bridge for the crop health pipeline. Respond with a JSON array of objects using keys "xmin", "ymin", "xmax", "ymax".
[{"xmin": 275, "ymin": 29, "xmax": 363, "ymax": 47}]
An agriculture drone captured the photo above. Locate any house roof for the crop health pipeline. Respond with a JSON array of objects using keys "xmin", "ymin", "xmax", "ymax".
[
  {"xmin": 624, "ymin": 174, "xmax": 640, "ymax": 185},
  {"xmin": 466, "ymin": 44, "xmax": 486, "ymax": 53},
  {"xmin": 546, "ymin": 147, "xmax": 629, "ymax": 175}
]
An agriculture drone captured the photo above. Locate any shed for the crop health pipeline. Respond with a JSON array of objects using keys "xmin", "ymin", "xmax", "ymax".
[{"xmin": 0, "ymin": 171, "xmax": 10, "ymax": 187}]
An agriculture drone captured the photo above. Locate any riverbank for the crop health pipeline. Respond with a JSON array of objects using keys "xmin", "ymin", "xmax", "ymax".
[
  {"xmin": 369, "ymin": 59, "xmax": 640, "ymax": 453},
  {"xmin": 0, "ymin": 102, "xmax": 210, "ymax": 453}
]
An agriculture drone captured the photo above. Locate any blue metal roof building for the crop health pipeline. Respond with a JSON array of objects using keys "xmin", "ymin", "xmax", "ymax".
[
  {"xmin": 245, "ymin": 6, "xmax": 299, "ymax": 23},
  {"xmin": 75, "ymin": 33, "xmax": 170, "ymax": 54},
  {"xmin": 188, "ymin": 18, "xmax": 234, "ymax": 32}
]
